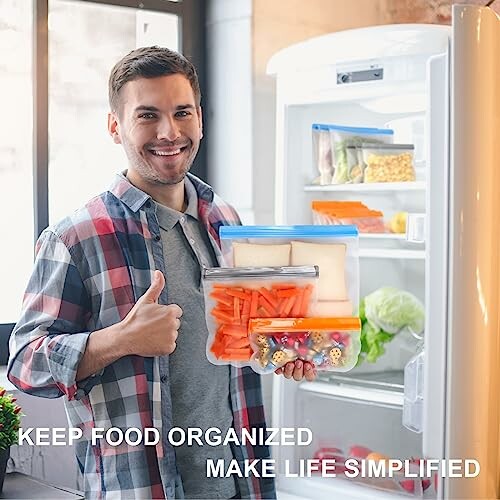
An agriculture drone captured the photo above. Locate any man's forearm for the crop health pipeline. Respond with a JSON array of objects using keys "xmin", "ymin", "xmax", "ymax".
[{"xmin": 76, "ymin": 323, "xmax": 127, "ymax": 381}]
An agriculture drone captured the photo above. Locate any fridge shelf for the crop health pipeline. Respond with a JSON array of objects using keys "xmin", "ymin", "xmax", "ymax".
[
  {"xmin": 359, "ymin": 249, "xmax": 425, "ymax": 259},
  {"xmin": 304, "ymin": 181, "xmax": 426, "ymax": 193},
  {"xmin": 299, "ymin": 380, "xmax": 404, "ymax": 407},
  {"xmin": 359, "ymin": 233, "xmax": 407, "ymax": 240}
]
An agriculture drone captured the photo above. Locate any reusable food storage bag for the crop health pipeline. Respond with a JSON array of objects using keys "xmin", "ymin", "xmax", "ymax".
[
  {"xmin": 219, "ymin": 225, "xmax": 359, "ymax": 317},
  {"xmin": 202, "ymin": 265, "xmax": 319, "ymax": 367},
  {"xmin": 328, "ymin": 124, "xmax": 394, "ymax": 184},
  {"xmin": 361, "ymin": 143, "xmax": 416, "ymax": 183},
  {"xmin": 312, "ymin": 201, "xmax": 385, "ymax": 233},
  {"xmin": 312, "ymin": 124, "xmax": 334, "ymax": 185},
  {"xmin": 248, "ymin": 317, "xmax": 361, "ymax": 373}
]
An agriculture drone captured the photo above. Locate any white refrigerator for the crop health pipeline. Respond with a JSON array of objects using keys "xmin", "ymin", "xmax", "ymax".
[{"xmin": 266, "ymin": 5, "xmax": 500, "ymax": 499}]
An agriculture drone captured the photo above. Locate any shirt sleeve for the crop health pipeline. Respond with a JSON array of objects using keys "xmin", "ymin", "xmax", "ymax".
[{"xmin": 7, "ymin": 229, "xmax": 95, "ymax": 400}]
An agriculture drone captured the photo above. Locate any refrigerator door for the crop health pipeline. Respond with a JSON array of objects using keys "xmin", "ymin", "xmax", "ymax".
[{"xmin": 445, "ymin": 5, "xmax": 500, "ymax": 499}]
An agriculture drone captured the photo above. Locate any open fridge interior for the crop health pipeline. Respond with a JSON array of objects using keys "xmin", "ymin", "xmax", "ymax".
[{"xmin": 274, "ymin": 68, "xmax": 436, "ymax": 498}]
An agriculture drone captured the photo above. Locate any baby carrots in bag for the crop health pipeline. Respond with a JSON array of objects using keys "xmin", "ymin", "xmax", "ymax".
[{"xmin": 202, "ymin": 266, "xmax": 319, "ymax": 366}]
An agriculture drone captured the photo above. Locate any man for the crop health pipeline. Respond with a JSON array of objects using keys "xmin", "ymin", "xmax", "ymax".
[{"xmin": 8, "ymin": 46, "xmax": 315, "ymax": 499}]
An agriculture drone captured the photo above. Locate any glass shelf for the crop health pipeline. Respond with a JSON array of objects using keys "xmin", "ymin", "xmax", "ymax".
[{"xmin": 304, "ymin": 182, "xmax": 426, "ymax": 193}]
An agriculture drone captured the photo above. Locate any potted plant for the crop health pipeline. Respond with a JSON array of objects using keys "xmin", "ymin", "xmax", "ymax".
[{"xmin": 0, "ymin": 387, "xmax": 22, "ymax": 493}]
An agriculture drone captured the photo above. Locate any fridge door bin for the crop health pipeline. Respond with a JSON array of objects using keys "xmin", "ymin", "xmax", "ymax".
[
  {"xmin": 288, "ymin": 388, "xmax": 425, "ymax": 497},
  {"xmin": 403, "ymin": 350, "xmax": 424, "ymax": 433}
]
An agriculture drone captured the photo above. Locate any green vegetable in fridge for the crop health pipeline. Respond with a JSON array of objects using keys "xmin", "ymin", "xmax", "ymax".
[
  {"xmin": 357, "ymin": 288, "xmax": 425, "ymax": 365},
  {"xmin": 364, "ymin": 286, "xmax": 425, "ymax": 335}
]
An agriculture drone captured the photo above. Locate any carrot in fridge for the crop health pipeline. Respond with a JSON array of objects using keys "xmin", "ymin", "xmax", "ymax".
[
  {"xmin": 233, "ymin": 296, "xmax": 241, "ymax": 323},
  {"xmin": 250, "ymin": 290, "xmax": 259, "ymax": 318},
  {"xmin": 242, "ymin": 298, "xmax": 251, "ymax": 316},
  {"xmin": 258, "ymin": 295, "xmax": 276, "ymax": 317},
  {"xmin": 276, "ymin": 287, "xmax": 300, "ymax": 298},
  {"xmin": 226, "ymin": 337, "xmax": 251, "ymax": 349},
  {"xmin": 225, "ymin": 288, "xmax": 249, "ymax": 301},
  {"xmin": 280, "ymin": 295, "xmax": 296, "ymax": 317},
  {"xmin": 300, "ymin": 284, "xmax": 314, "ymax": 316},
  {"xmin": 221, "ymin": 324, "xmax": 248, "ymax": 337},
  {"xmin": 259, "ymin": 287, "xmax": 279, "ymax": 308},
  {"xmin": 291, "ymin": 288, "xmax": 303, "ymax": 316},
  {"xmin": 211, "ymin": 308, "xmax": 234, "ymax": 323},
  {"xmin": 209, "ymin": 291, "xmax": 232, "ymax": 306}
]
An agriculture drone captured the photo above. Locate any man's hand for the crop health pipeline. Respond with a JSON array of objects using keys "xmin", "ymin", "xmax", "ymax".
[
  {"xmin": 120, "ymin": 270, "xmax": 182, "ymax": 357},
  {"xmin": 275, "ymin": 360, "xmax": 317, "ymax": 382},
  {"xmin": 76, "ymin": 270, "xmax": 182, "ymax": 381}
]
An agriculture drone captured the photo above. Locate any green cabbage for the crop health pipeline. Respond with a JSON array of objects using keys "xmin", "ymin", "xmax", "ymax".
[
  {"xmin": 364, "ymin": 287, "xmax": 425, "ymax": 335},
  {"xmin": 357, "ymin": 288, "xmax": 424, "ymax": 365}
]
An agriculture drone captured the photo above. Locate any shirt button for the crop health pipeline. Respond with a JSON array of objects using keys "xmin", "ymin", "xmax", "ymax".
[
  {"xmin": 180, "ymin": 216, "xmax": 186, "ymax": 224},
  {"xmin": 189, "ymin": 238, "xmax": 195, "ymax": 245},
  {"xmin": 154, "ymin": 235, "xmax": 161, "ymax": 241}
]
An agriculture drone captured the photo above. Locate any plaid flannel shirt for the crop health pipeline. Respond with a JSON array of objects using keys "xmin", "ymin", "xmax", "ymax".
[{"xmin": 8, "ymin": 172, "xmax": 276, "ymax": 500}]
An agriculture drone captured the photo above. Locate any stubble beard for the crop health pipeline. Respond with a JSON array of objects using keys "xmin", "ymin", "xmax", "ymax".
[{"xmin": 124, "ymin": 140, "xmax": 197, "ymax": 186}]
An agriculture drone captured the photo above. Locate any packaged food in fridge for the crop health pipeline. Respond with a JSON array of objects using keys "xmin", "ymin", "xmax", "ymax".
[
  {"xmin": 290, "ymin": 241, "xmax": 347, "ymax": 301},
  {"xmin": 202, "ymin": 265, "xmax": 319, "ymax": 367},
  {"xmin": 346, "ymin": 145, "xmax": 364, "ymax": 183},
  {"xmin": 312, "ymin": 124, "xmax": 334, "ymax": 185},
  {"xmin": 219, "ymin": 225, "xmax": 359, "ymax": 313},
  {"xmin": 232, "ymin": 242, "xmax": 291, "ymax": 267},
  {"xmin": 362, "ymin": 143, "xmax": 416, "ymax": 183},
  {"xmin": 248, "ymin": 317, "xmax": 361, "ymax": 373},
  {"xmin": 311, "ymin": 201, "xmax": 386, "ymax": 233},
  {"xmin": 328, "ymin": 124, "xmax": 394, "ymax": 184}
]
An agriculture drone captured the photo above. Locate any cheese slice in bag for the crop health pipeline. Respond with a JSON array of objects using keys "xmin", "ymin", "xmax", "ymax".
[{"xmin": 290, "ymin": 241, "xmax": 348, "ymax": 301}]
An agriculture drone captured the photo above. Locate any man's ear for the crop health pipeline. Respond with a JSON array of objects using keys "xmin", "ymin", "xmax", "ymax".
[
  {"xmin": 197, "ymin": 106, "xmax": 203, "ymax": 140},
  {"xmin": 108, "ymin": 112, "xmax": 122, "ymax": 145}
]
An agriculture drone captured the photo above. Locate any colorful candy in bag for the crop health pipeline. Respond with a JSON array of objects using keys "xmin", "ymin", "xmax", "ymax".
[
  {"xmin": 202, "ymin": 266, "xmax": 319, "ymax": 367},
  {"xmin": 248, "ymin": 317, "xmax": 361, "ymax": 374}
]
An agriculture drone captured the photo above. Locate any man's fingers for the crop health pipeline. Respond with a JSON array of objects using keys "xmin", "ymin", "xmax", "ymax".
[
  {"xmin": 293, "ymin": 360, "xmax": 304, "ymax": 381},
  {"xmin": 304, "ymin": 362, "xmax": 316, "ymax": 382},
  {"xmin": 140, "ymin": 270, "xmax": 165, "ymax": 303},
  {"xmin": 284, "ymin": 362, "xmax": 294, "ymax": 379},
  {"xmin": 168, "ymin": 303, "xmax": 183, "ymax": 319}
]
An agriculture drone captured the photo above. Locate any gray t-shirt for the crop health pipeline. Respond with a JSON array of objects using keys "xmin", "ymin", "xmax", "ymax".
[{"xmin": 155, "ymin": 177, "xmax": 236, "ymax": 499}]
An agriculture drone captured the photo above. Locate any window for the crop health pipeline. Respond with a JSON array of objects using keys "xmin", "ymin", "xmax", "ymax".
[
  {"xmin": 48, "ymin": 0, "xmax": 179, "ymax": 222},
  {"xmin": 0, "ymin": 0, "xmax": 34, "ymax": 323}
]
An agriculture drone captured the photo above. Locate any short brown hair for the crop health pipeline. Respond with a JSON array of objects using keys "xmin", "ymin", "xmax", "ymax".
[{"xmin": 108, "ymin": 46, "xmax": 201, "ymax": 112}]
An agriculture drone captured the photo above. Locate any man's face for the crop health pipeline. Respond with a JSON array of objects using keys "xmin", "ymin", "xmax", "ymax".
[{"xmin": 108, "ymin": 74, "xmax": 202, "ymax": 186}]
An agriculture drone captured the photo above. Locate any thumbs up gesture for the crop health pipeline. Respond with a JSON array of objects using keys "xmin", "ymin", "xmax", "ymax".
[{"xmin": 120, "ymin": 270, "xmax": 183, "ymax": 357}]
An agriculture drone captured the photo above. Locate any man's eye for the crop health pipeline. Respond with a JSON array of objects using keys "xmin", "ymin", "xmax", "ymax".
[
  {"xmin": 175, "ymin": 110, "xmax": 191, "ymax": 118},
  {"xmin": 138, "ymin": 113, "xmax": 156, "ymax": 119}
]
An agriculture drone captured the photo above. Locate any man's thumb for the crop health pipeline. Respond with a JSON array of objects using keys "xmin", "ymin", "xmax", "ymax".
[{"xmin": 141, "ymin": 270, "xmax": 165, "ymax": 303}]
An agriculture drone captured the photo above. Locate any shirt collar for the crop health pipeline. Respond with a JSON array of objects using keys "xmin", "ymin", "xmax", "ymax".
[{"xmin": 108, "ymin": 171, "xmax": 214, "ymax": 214}]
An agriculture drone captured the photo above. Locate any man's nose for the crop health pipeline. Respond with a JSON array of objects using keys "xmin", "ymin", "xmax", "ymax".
[{"xmin": 157, "ymin": 116, "xmax": 180, "ymax": 142}]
